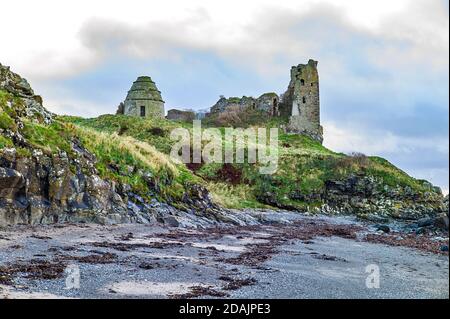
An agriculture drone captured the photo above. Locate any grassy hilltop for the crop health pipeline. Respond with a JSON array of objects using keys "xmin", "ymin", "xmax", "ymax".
[
  {"xmin": 1, "ymin": 63, "xmax": 445, "ymax": 225},
  {"xmin": 62, "ymin": 113, "xmax": 444, "ymax": 218}
]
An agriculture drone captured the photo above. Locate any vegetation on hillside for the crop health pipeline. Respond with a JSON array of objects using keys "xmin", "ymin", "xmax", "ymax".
[
  {"xmin": 63, "ymin": 113, "xmax": 439, "ymax": 211},
  {"xmin": 1, "ymin": 91, "xmax": 200, "ymax": 205}
]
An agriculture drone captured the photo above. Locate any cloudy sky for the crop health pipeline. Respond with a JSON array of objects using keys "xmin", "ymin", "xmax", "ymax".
[{"xmin": 1, "ymin": 0, "xmax": 448, "ymax": 193}]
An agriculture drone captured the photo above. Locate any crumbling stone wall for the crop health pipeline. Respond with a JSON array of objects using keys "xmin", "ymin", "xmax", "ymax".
[
  {"xmin": 166, "ymin": 109, "xmax": 196, "ymax": 121},
  {"xmin": 209, "ymin": 93, "xmax": 279, "ymax": 116},
  {"xmin": 256, "ymin": 93, "xmax": 280, "ymax": 116},
  {"xmin": 206, "ymin": 60, "xmax": 322, "ymax": 142},
  {"xmin": 280, "ymin": 59, "xmax": 323, "ymax": 143}
]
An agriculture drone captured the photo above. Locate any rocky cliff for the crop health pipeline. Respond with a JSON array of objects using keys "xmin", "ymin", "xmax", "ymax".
[
  {"xmin": 0, "ymin": 64, "xmax": 240, "ymax": 227},
  {"xmin": 70, "ymin": 114, "xmax": 448, "ymax": 230},
  {"xmin": 1, "ymin": 64, "xmax": 448, "ymax": 229},
  {"xmin": 0, "ymin": 64, "xmax": 53, "ymax": 124}
]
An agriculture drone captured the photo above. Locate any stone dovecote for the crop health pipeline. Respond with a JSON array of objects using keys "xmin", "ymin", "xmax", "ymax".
[{"xmin": 122, "ymin": 76, "xmax": 165, "ymax": 118}]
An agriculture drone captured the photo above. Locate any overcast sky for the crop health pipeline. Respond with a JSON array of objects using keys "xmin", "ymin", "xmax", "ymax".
[{"xmin": 1, "ymin": 0, "xmax": 448, "ymax": 193}]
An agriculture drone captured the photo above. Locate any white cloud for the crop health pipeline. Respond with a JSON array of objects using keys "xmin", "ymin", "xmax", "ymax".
[
  {"xmin": 323, "ymin": 121, "xmax": 449, "ymax": 156},
  {"xmin": 46, "ymin": 96, "xmax": 107, "ymax": 118},
  {"xmin": 1, "ymin": 0, "xmax": 447, "ymax": 81}
]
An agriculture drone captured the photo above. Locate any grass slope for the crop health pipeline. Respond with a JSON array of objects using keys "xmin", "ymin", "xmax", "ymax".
[
  {"xmin": 63, "ymin": 114, "xmax": 438, "ymax": 210},
  {"xmin": 1, "ymin": 92, "xmax": 200, "ymax": 206}
]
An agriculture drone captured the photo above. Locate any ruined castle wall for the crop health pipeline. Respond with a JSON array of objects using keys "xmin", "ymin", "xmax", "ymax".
[
  {"xmin": 166, "ymin": 109, "xmax": 196, "ymax": 121},
  {"xmin": 210, "ymin": 94, "xmax": 279, "ymax": 116},
  {"xmin": 210, "ymin": 96, "xmax": 254, "ymax": 114},
  {"xmin": 256, "ymin": 93, "xmax": 279, "ymax": 115},
  {"xmin": 201, "ymin": 59, "xmax": 322, "ymax": 142},
  {"xmin": 283, "ymin": 59, "xmax": 323, "ymax": 143}
]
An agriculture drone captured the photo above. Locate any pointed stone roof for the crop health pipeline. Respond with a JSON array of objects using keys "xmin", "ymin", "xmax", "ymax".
[{"xmin": 125, "ymin": 76, "xmax": 164, "ymax": 102}]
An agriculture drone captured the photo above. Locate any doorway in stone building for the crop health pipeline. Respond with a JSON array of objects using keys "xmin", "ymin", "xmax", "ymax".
[
  {"xmin": 140, "ymin": 106, "xmax": 146, "ymax": 117},
  {"xmin": 272, "ymin": 98, "xmax": 278, "ymax": 116}
]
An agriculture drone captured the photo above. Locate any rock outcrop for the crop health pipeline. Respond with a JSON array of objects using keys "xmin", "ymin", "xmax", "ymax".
[
  {"xmin": 320, "ymin": 174, "xmax": 445, "ymax": 220},
  {"xmin": 0, "ymin": 64, "xmax": 243, "ymax": 227},
  {"xmin": 0, "ymin": 64, "xmax": 53, "ymax": 124}
]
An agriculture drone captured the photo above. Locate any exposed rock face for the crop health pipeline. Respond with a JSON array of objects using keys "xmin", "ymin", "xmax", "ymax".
[
  {"xmin": 280, "ymin": 59, "xmax": 323, "ymax": 143},
  {"xmin": 0, "ymin": 64, "xmax": 236, "ymax": 227},
  {"xmin": 209, "ymin": 93, "xmax": 280, "ymax": 116},
  {"xmin": 0, "ymin": 146, "xmax": 127, "ymax": 226},
  {"xmin": 321, "ymin": 175, "xmax": 444, "ymax": 219},
  {"xmin": 123, "ymin": 76, "xmax": 164, "ymax": 118},
  {"xmin": 166, "ymin": 109, "xmax": 196, "ymax": 121},
  {"xmin": 0, "ymin": 167, "xmax": 25, "ymax": 200},
  {"xmin": 263, "ymin": 174, "xmax": 445, "ymax": 221},
  {"xmin": 0, "ymin": 145, "xmax": 235, "ymax": 227},
  {"xmin": 0, "ymin": 63, "xmax": 53, "ymax": 124}
]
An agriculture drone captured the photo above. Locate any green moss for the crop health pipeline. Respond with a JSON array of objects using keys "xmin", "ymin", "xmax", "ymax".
[
  {"xmin": 228, "ymin": 97, "xmax": 242, "ymax": 104},
  {"xmin": 21, "ymin": 120, "xmax": 74, "ymax": 155},
  {"xmin": 195, "ymin": 163, "xmax": 223, "ymax": 180},
  {"xmin": 279, "ymin": 134, "xmax": 336, "ymax": 155},
  {"xmin": 0, "ymin": 135, "xmax": 13, "ymax": 149},
  {"xmin": 16, "ymin": 147, "xmax": 32, "ymax": 158},
  {"xmin": 0, "ymin": 112, "xmax": 15, "ymax": 130},
  {"xmin": 0, "ymin": 90, "xmax": 9, "ymax": 106}
]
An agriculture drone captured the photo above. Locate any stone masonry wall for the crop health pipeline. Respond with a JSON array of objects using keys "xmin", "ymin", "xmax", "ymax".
[
  {"xmin": 209, "ymin": 94, "xmax": 279, "ymax": 116},
  {"xmin": 166, "ymin": 109, "xmax": 196, "ymax": 121},
  {"xmin": 281, "ymin": 59, "xmax": 323, "ymax": 143},
  {"xmin": 124, "ymin": 99, "xmax": 165, "ymax": 118}
]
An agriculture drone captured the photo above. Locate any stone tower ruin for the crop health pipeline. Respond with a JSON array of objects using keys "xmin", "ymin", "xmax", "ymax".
[
  {"xmin": 280, "ymin": 59, "xmax": 323, "ymax": 143},
  {"xmin": 122, "ymin": 76, "xmax": 165, "ymax": 118}
]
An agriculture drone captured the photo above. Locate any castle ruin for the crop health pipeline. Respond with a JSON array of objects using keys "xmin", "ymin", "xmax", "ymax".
[
  {"xmin": 209, "ymin": 93, "xmax": 280, "ymax": 117},
  {"xmin": 199, "ymin": 59, "xmax": 323, "ymax": 143},
  {"xmin": 280, "ymin": 59, "xmax": 323, "ymax": 143},
  {"xmin": 118, "ymin": 60, "xmax": 323, "ymax": 143}
]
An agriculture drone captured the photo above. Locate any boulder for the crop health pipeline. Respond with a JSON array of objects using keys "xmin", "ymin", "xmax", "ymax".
[
  {"xmin": 0, "ymin": 167, "xmax": 25, "ymax": 199},
  {"xmin": 417, "ymin": 217, "xmax": 434, "ymax": 228},
  {"xmin": 434, "ymin": 214, "xmax": 449, "ymax": 231},
  {"xmin": 160, "ymin": 216, "xmax": 180, "ymax": 227},
  {"xmin": 376, "ymin": 224, "xmax": 391, "ymax": 233}
]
